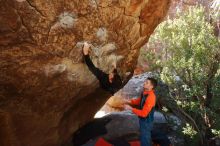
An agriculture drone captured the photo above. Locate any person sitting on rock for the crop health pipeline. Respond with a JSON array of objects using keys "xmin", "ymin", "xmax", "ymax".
[
  {"xmin": 83, "ymin": 42, "xmax": 129, "ymax": 95},
  {"xmin": 124, "ymin": 78, "xmax": 157, "ymax": 146}
]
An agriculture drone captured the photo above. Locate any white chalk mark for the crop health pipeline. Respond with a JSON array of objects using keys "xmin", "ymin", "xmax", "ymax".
[
  {"xmin": 44, "ymin": 64, "xmax": 66, "ymax": 76},
  {"xmin": 90, "ymin": 0, "xmax": 99, "ymax": 8},
  {"xmin": 96, "ymin": 27, "xmax": 108, "ymax": 42},
  {"xmin": 58, "ymin": 12, "xmax": 77, "ymax": 28},
  {"xmin": 16, "ymin": 0, "xmax": 26, "ymax": 2},
  {"xmin": 100, "ymin": 43, "xmax": 116, "ymax": 56}
]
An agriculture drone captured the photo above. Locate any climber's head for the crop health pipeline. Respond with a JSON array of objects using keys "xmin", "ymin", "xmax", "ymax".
[
  {"xmin": 144, "ymin": 77, "xmax": 157, "ymax": 90},
  {"xmin": 109, "ymin": 69, "xmax": 122, "ymax": 89}
]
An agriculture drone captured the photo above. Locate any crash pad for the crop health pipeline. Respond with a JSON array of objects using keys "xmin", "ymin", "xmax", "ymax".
[
  {"xmin": 129, "ymin": 141, "xmax": 141, "ymax": 146},
  {"xmin": 95, "ymin": 138, "xmax": 112, "ymax": 146},
  {"xmin": 95, "ymin": 138, "xmax": 164, "ymax": 146},
  {"xmin": 95, "ymin": 138, "xmax": 141, "ymax": 146}
]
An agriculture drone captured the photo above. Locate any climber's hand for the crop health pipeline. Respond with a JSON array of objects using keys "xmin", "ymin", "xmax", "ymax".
[
  {"xmin": 124, "ymin": 104, "xmax": 132, "ymax": 111},
  {"xmin": 83, "ymin": 42, "xmax": 90, "ymax": 55},
  {"xmin": 123, "ymin": 99, "xmax": 131, "ymax": 105}
]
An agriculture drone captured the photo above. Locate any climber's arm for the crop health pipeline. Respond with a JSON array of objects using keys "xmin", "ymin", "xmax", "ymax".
[
  {"xmin": 130, "ymin": 97, "xmax": 141, "ymax": 105},
  {"xmin": 84, "ymin": 55, "xmax": 106, "ymax": 79},
  {"xmin": 132, "ymin": 94, "xmax": 156, "ymax": 118}
]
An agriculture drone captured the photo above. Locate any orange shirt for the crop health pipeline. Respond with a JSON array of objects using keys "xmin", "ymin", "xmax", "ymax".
[{"xmin": 130, "ymin": 90, "xmax": 156, "ymax": 118}]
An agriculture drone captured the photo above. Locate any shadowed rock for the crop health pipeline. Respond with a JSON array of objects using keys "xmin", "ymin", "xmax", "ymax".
[
  {"xmin": 0, "ymin": 0, "xmax": 170, "ymax": 146},
  {"xmin": 72, "ymin": 112, "xmax": 183, "ymax": 146}
]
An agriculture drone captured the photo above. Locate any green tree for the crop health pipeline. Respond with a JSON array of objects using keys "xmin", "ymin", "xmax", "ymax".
[{"xmin": 147, "ymin": 6, "xmax": 220, "ymax": 146}]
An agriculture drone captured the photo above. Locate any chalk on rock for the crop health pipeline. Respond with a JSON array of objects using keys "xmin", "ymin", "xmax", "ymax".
[
  {"xmin": 58, "ymin": 12, "xmax": 77, "ymax": 28},
  {"xmin": 89, "ymin": 0, "xmax": 99, "ymax": 8},
  {"xmin": 75, "ymin": 41, "xmax": 95, "ymax": 50},
  {"xmin": 96, "ymin": 27, "xmax": 108, "ymax": 42},
  {"xmin": 116, "ymin": 55, "xmax": 124, "ymax": 62},
  {"xmin": 100, "ymin": 43, "xmax": 117, "ymax": 56},
  {"xmin": 75, "ymin": 42, "xmax": 85, "ymax": 49},
  {"xmin": 16, "ymin": 0, "xmax": 26, "ymax": 2},
  {"xmin": 44, "ymin": 64, "xmax": 67, "ymax": 77}
]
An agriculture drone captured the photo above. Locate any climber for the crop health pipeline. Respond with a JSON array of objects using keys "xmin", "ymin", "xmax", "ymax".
[
  {"xmin": 83, "ymin": 42, "xmax": 130, "ymax": 95},
  {"xmin": 124, "ymin": 78, "xmax": 157, "ymax": 146}
]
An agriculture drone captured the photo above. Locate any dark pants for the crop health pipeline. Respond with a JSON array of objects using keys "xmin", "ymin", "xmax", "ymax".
[{"xmin": 139, "ymin": 118, "xmax": 153, "ymax": 146}]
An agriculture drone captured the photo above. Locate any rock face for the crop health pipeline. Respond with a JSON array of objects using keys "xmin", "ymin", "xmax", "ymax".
[
  {"xmin": 0, "ymin": 0, "xmax": 170, "ymax": 146},
  {"xmin": 74, "ymin": 112, "xmax": 184, "ymax": 146},
  {"xmin": 100, "ymin": 72, "xmax": 170, "ymax": 113}
]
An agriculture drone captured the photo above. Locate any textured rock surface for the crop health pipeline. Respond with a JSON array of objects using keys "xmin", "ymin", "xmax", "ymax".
[
  {"xmin": 100, "ymin": 72, "xmax": 170, "ymax": 113},
  {"xmin": 74, "ymin": 112, "xmax": 184, "ymax": 146},
  {"xmin": 0, "ymin": 0, "xmax": 170, "ymax": 146}
]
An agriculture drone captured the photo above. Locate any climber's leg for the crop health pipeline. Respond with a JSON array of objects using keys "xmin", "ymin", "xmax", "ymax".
[{"xmin": 139, "ymin": 120, "xmax": 153, "ymax": 146}]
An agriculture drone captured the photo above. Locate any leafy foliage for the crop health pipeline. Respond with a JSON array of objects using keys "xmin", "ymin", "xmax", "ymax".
[
  {"xmin": 183, "ymin": 123, "xmax": 198, "ymax": 138},
  {"xmin": 144, "ymin": 6, "xmax": 220, "ymax": 145}
]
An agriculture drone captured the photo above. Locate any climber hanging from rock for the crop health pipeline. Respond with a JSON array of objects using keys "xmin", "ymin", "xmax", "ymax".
[{"xmin": 83, "ymin": 42, "xmax": 132, "ymax": 95}]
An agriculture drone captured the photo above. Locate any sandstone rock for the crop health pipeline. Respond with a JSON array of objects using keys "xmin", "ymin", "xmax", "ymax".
[{"xmin": 0, "ymin": 0, "xmax": 170, "ymax": 146}]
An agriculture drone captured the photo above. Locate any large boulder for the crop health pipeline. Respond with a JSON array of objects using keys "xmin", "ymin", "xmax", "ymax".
[
  {"xmin": 73, "ymin": 112, "xmax": 184, "ymax": 146},
  {"xmin": 0, "ymin": 0, "xmax": 170, "ymax": 146},
  {"xmin": 100, "ymin": 72, "xmax": 170, "ymax": 113}
]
